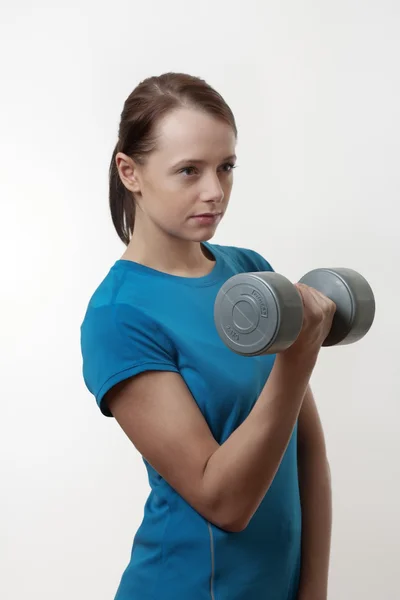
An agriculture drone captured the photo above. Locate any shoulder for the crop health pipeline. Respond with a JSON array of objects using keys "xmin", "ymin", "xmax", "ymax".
[
  {"xmin": 81, "ymin": 300, "xmax": 170, "ymax": 351},
  {"xmin": 209, "ymin": 242, "xmax": 275, "ymax": 273},
  {"xmin": 80, "ymin": 262, "xmax": 161, "ymax": 339},
  {"xmin": 80, "ymin": 299, "xmax": 178, "ymax": 417}
]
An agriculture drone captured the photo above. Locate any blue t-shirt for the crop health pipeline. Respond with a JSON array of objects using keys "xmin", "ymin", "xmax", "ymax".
[{"xmin": 80, "ymin": 241, "xmax": 301, "ymax": 600}]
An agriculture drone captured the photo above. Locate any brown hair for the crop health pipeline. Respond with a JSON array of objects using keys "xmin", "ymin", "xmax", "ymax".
[{"xmin": 109, "ymin": 72, "xmax": 238, "ymax": 245}]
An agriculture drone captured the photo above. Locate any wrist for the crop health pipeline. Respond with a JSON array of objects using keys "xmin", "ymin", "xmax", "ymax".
[{"xmin": 277, "ymin": 345, "xmax": 319, "ymax": 374}]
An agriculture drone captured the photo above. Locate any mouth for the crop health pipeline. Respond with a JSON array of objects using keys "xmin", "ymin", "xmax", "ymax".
[
  {"xmin": 191, "ymin": 212, "xmax": 222, "ymax": 218},
  {"xmin": 190, "ymin": 212, "xmax": 222, "ymax": 225}
]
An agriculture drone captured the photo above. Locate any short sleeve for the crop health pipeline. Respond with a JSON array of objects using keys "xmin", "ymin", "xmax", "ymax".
[
  {"xmin": 246, "ymin": 248, "xmax": 275, "ymax": 273},
  {"xmin": 80, "ymin": 303, "xmax": 179, "ymax": 417},
  {"xmin": 230, "ymin": 246, "xmax": 275, "ymax": 274}
]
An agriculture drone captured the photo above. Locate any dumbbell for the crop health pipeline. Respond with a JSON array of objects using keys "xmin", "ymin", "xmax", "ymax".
[{"xmin": 214, "ymin": 268, "xmax": 376, "ymax": 356}]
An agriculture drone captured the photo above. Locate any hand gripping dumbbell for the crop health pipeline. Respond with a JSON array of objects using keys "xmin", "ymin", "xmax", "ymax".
[{"xmin": 214, "ymin": 268, "xmax": 376, "ymax": 356}]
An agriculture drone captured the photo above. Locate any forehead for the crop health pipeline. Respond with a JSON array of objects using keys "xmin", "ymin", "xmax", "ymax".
[{"xmin": 154, "ymin": 107, "xmax": 236, "ymax": 157}]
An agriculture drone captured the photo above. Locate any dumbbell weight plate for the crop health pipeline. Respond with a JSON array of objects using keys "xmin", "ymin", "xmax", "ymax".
[
  {"xmin": 298, "ymin": 268, "xmax": 376, "ymax": 346},
  {"xmin": 214, "ymin": 271, "xmax": 304, "ymax": 356}
]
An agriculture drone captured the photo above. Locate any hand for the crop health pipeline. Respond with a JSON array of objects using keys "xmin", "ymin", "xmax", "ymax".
[{"xmin": 283, "ymin": 283, "xmax": 336, "ymax": 359}]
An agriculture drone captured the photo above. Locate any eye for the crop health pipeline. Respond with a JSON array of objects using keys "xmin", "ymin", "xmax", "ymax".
[
  {"xmin": 221, "ymin": 162, "xmax": 237, "ymax": 173},
  {"xmin": 180, "ymin": 166, "xmax": 198, "ymax": 176},
  {"xmin": 179, "ymin": 162, "xmax": 237, "ymax": 177}
]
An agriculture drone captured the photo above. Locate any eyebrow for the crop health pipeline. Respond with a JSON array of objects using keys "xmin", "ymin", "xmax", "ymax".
[{"xmin": 171, "ymin": 154, "xmax": 237, "ymax": 169}]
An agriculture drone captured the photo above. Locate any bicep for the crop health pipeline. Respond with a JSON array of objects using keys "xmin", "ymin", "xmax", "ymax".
[{"xmin": 105, "ymin": 370, "xmax": 221, "ymax": 522}]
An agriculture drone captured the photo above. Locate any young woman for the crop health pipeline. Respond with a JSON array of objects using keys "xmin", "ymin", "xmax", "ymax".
[{"xmin": 80, "ymin": 72, "xmax": 334, "ymax": 600}]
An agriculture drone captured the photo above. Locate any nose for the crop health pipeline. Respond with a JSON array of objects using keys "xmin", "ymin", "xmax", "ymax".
[{"xmin": 199, "ymin": 172, "xmax": 225, "ymax": 204}]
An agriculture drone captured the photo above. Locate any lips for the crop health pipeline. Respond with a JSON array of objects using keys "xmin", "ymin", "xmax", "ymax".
[{"xmin": 192, "ymin": 212, "xmax": 221, "ymax": 217}]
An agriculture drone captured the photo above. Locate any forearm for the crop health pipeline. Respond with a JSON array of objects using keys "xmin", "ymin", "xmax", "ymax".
[
  {"xmin": 297, "ymin": 450, "xmax": 332, "ymax": 598},
  {"xmin": 203, "ymin": 350, "xmax": 319, "ymax": 531}
]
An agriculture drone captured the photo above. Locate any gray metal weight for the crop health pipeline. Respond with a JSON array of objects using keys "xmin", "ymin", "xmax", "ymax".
[
  {"xmin": 214, "ymin": 267, "xmax": 375, "ymax": 356},
  {"xmin": 298, "ymin": 268, "xmax": 376, "ymax": 346},
  {"xmin": 213, "ymin": 271, "xmax": 304, "ymax": 356}
]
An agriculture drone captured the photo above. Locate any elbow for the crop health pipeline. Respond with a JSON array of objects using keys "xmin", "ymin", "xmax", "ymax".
[
  {"xmin": 205, "ymin": 486, "xmax": 263, "ymax": 533},
  {"xmin": 211, "ymin": 514, "xmax": 248, "ymax": 533},
  {"xmin": 201, "ymin": 469, "xmax": 251, "ymax": 533},
  {"xmin": 223, "ymin": 512, "xmax": 249, "ymax": 533},
  {"xmin": 228, "ymin": 518, "xmax": 249, "ymax": 533},
  {"xmin": 209, "ymin": 501, "xmax": 249, "ymax": 533}
]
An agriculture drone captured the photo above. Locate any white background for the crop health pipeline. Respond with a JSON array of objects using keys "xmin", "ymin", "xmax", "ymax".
[{"xmin": 1, "ymin": 1, "xmax": 399, "ymax": 598}]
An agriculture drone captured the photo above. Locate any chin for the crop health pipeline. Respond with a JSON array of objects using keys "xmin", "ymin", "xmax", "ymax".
[
  {"xmin": 189, "ymin": 229, "xmax": 218, "ymax": 243},
  {"xmin": 169, "ymin": 220, "xmax": 221, "ymax": 243}
]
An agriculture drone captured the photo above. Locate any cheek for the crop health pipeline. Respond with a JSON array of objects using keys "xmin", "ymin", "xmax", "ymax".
[
  {"xmin": 153, "ymin": 176, "xmax": 188, "ymax": 199},
  {"xmin": 223, "ymin": 178, "xmax": 234, "ymax": 195},
  {"xmin": 149, "ymin": 191, "xmax": 189, "ymax": 223}
]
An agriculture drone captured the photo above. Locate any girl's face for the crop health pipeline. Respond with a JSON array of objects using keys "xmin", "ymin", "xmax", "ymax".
[{"xmin": 118, "ymin": 107, "xmax": 237, "ymax": 242}]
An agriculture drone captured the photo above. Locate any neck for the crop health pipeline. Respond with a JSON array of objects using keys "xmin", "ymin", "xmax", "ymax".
[{"xmin": 121, "ymin": 219, "xmax": 214, "ymax": 276}]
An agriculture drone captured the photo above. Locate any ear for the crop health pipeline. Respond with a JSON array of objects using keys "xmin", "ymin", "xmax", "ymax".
[{"xmin": 115, "ymin": 152, "xmax": 141, "ymax": 193}]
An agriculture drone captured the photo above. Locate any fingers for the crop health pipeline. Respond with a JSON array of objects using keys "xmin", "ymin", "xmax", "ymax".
[{"xmin": 295, "ymin": 283, "xmax": 336, "ymax": 317}]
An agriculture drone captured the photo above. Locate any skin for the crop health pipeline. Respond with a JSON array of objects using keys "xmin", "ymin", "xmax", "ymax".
[
  {"xmin": 297, "ymin": 387, "xmax": 332, "ymax": 600},
  {"xmin": 116, "ymin": 106, "xmax": 237, "ymax": 277}
]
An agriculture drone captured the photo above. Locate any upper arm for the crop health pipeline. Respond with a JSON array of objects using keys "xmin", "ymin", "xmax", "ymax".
[
  {"xmin": 81, "ymin": 302, "xmax": 227, "ymax": 526},
  {"xmin": 297, "ymin": 385, "xmax": 328, "ymax": 458},
  {"xmin": 105, "ymin": 370, "xmax": 223, "ymax": 526}
]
